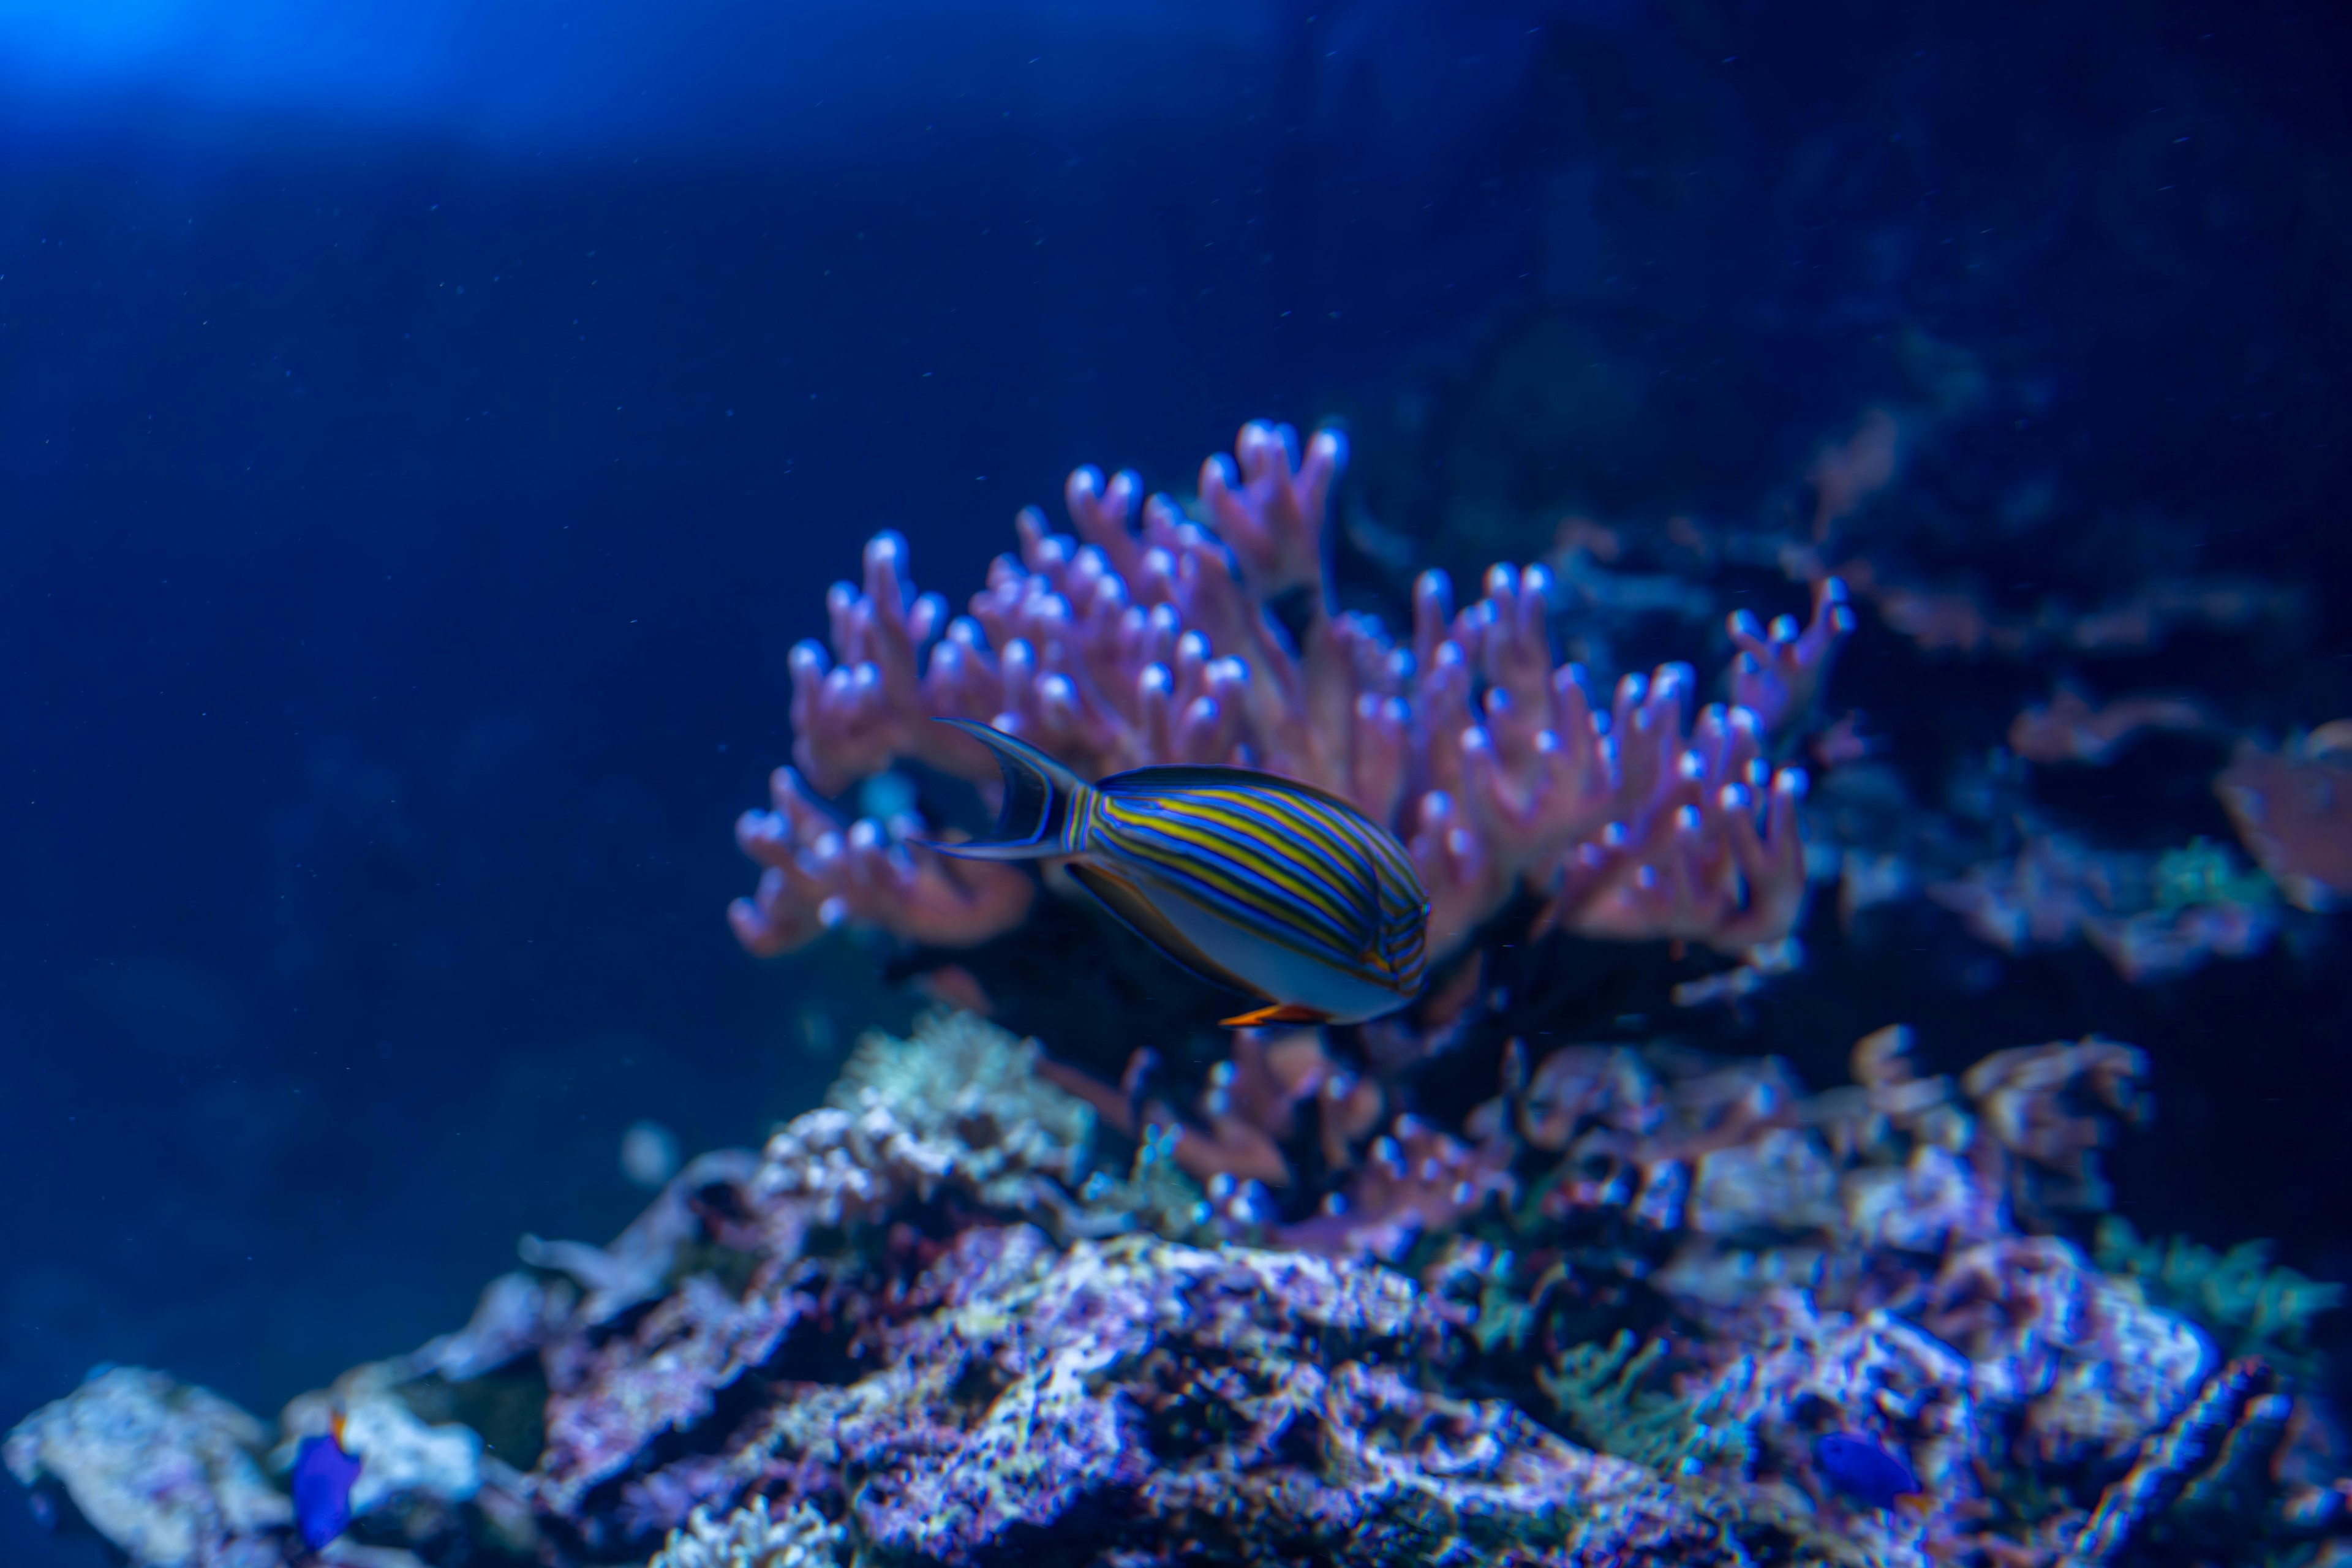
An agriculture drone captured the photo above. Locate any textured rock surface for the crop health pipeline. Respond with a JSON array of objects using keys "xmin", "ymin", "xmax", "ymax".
[
  {"xmin": 8, "ymin": 1012, "xmax": 2347, "ymax": 1567},
  {"xmin": 5, "ymin": 1367, "xmax": 290, "ymax": 1568}
]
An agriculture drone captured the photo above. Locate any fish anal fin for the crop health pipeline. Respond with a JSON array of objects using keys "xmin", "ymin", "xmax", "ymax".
[
  {"xmin": 1219, "ymin": 1003, "xmax": 1332, "ymax": 1028},
  {"xmin": 925, "ymin": 837, "xmax": 1063, "ymax": 863},
  {"xmin": 1066, "ymin": 861, "xmax": 1259, "ymax": 998}
]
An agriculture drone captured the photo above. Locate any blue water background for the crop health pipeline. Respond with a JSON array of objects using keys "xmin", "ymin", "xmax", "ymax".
[{"xmin": 1, "ymin": 4, "xmax": 2346, "ymax": 1563}]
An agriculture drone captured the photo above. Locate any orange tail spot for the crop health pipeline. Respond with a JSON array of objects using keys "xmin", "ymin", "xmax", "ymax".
[{"xmin": 1221, "ymin": 1003, "xmax": 1330, "ymax": 1028}]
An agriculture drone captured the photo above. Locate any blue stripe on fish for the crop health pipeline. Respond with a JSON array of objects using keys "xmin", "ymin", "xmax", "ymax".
[
  {"xmin": 927, "ymin": 719, "xmax": 1428, "ymax": 1024},
  {"xmin": 1093, "ymin": 792, "xmax": 1380, "ymax": 960},
  {"xmin": 1149, "ymin": 785, "xmax": 1380, "ymax": 908}
]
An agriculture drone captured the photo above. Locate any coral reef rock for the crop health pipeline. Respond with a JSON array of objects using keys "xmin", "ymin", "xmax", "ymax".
[
  {"xmin": 9, "ymin": 1011, "xmax": 2349, "ymax": 1568},
  {"xmin": 6, "ymin": 1366, "xmax": 291, "ymax": 1567}
]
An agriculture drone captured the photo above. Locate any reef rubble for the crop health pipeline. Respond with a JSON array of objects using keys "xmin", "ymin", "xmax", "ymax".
[{"xmin": 12, "ymin": 1011, "xmax": 2347, "ymax": 1568}]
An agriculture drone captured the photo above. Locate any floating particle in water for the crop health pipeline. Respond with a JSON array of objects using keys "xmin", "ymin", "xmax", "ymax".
[
  {"xmin": 797, "ymin": 1006, "xmax": 838, "ymax": 1058},
  {"xmin": 620, "ymin": 1120, "xmax": 680, "ymax": 1188}
]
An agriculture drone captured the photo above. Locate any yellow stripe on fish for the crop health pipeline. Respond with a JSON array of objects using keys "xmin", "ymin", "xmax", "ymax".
[
  {"xmin": 925, "ymin": 719, "xmax": 1428, "ymax": 1025},
  {"xmin": 1094, "ymin": 794, "xmax": 1369, "ymax": 942}
]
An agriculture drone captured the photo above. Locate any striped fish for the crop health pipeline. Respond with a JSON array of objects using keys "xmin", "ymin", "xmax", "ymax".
[{"xmin": 929, "ymin": 719, "xmax": 1428, "ymax": 1026}]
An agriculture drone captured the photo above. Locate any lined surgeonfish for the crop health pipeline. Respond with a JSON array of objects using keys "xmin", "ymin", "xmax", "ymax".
[{"xmin": 927, "ymin": 719, "xmax": 1429, "ymax": 1026}]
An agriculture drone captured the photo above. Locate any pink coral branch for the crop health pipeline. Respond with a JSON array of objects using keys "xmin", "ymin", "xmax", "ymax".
[
  {"xmin": 1284, "ymin": 1115, "xmax": 1515, "ymax": 1261},
  {"xmin": 2007, "ymin": 684, "xmax": 2213, "ymax": 766},
  {"xmin": 1529, "ymin": 676, "xmax": 1808, "ymax": 954},
  {"xmin": 2217, "ymin": 724, "xmax": 2352, "ymax": 912},
  {"xmin": 729, "ymin": 767, "xmax": 1034, "ymax": 956},
  {"xmin": 791, "ymin": 532, "xmax": 995, "ymax": 793},
  {"xmin": 1198, "ymin": 420, "xmax": 1345, "ymax": 600},
  {"xmin": 741, "ymin": 420, "xmax": 1836, "ymax": 969},
  {"xmin": 1727, "ymin": 575, "xmax": 1854, "ymax": 732}
]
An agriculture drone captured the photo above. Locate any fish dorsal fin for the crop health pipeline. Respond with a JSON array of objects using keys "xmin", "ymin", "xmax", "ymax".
[
  {"xmin": 923, "ymin": 718, "xmax": 1094, "ymax": 861},
  {"xmin": 1103, "ymin": 762, "xmax": 1366, "ymax": 817},
  {"xmin": 1065, "ymin": 860, "xmax": 1264, "ymax": 1001}
]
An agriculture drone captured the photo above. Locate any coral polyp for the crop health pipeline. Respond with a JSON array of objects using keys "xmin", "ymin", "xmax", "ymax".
[{"xmin": 733, "ymin": 421, "xmax": 1830, "ymax": 978}]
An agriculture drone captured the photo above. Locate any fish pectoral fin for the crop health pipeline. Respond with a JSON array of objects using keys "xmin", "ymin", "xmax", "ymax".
[
  {"xmin": 1219, "ymin": 1003, "xmax": 1332, "ymax": 1028},
  {"xmin": 1065, "ymin": 861, "xmax": 1259, "ymax": 997}
]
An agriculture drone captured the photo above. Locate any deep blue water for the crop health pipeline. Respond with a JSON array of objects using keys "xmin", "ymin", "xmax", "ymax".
[{"xmin": 3, "ymin": 3, "xmax": 2348, "ymax": 1564}]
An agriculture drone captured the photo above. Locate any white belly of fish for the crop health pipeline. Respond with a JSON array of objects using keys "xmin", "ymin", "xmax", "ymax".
[{"xmin": 1145, "ymin": 875, "xmax": 1406, "ymax": 1024}]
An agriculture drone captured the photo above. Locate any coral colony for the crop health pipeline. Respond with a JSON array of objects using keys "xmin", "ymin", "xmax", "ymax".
[{"xmin": 12, "ymin": 423, "xmax": 2352, "ymax": 1567}]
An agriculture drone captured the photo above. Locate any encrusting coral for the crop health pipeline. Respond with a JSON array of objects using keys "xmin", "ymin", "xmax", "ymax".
[{"xmin": 13, "ymin": 1009, "xmax": 2346, "ymax": 1568}]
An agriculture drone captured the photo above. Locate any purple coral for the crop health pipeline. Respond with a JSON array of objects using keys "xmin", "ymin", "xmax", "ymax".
[
  {"xmin": 733, "ymin": 420, "xmax": 1839, "ymax": 970},
  {"xmin": 2217, "ymin": 723, "xmax": 2352, "ymax": 912}
]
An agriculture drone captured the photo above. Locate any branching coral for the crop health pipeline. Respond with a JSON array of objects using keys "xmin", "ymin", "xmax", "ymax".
[
  {"xmin": 2059, "ymin": 1357, "xmax": 2286, "ymax": 1568},
  {"xmin": 1281, "ymin": 1112, "xmax": 1517, "ymax": 1261},
  {"xmin": 733, "ymin": 420, "xmax": 1837, "ymax": 976},
  {"xmin": 2216, "ymin": 722, "xmax": 2352, "ymax": 913},
  {"xmin": 1468, "ymin": 1023, "xmax": 2144, "ymax": 1261},
  {"xmin": 1826, "ymin": 560, "xmax": 2299, "ymax": 662},
  {"xmin": 649, "ymin": 1496, "xmax": 844, "ymax": 1568},
  {"xmin": 1927, "ymin": 829, "xmax": 2279, "ymax": 985},
  {"xmin": 1538, "ymin": 1330, "xmax": 1752, "ymax": 1480},
  {"xmin": 1045, "ymin": 1025, "xmax": 1382, "ymax": 1196},
  {"xmin": 2094, "ymin": 1217, "xmax": 2345, "ymax": 1362},
  {"xmin": 760, "ymin": 1009, "xmax": 1099, "ymax": 1223},
  {"xmin": 2007, "ymin": 685, "xmax": 2215, "ymax": 766},
  {"xmin": 1959, "ymin": 1038, "xmax": 2148, "ymax": 1221},
  {"xmin": 1504, "ymin": 395, "xmax": 2323, "ymax": 1003},
  {"xmin": 729, "ymin": 748, "xmax": 1035, "ymax": 957}
]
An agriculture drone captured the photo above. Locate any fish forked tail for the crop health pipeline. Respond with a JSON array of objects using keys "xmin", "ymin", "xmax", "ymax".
[{"xmin": 924, "ymin": 718, "xmax": 1093, "ymax": 860}]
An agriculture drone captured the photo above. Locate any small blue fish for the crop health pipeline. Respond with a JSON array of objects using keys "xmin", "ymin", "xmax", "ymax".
[
  {"xmin": 930, "ymin": 720, "xmax": 1428, "ymax": 1025},
  {"xmin": 1815, "ymin": 1433, "xmax": 1923, "ymax": 1512},
  {"xmin": 290, "ymin": 1417, "xmax": 363, "ymax": 1551}
]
